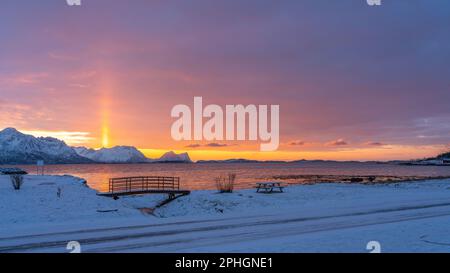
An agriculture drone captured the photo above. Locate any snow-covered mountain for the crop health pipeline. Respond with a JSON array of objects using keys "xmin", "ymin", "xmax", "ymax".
[
  {"xmin": 74, "ymin": 146, "xmax": 149, "ymax": 163},
  {"xmin": 156, "ymin": 151, "xmax": 192, "ymax": 163},
  {"xmin": 0, "ymin": 128, "xmax": 92, "ymax": 164},
  {"xmin": 74, "ymin": 148, "xmax": 193, "ymax": 163},
  {"xmin": 0, "ymin": 128, "xmax": 193, "ymax": 164}
]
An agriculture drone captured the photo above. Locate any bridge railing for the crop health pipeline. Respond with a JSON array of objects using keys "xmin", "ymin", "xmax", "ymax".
[{"xmin": 109, "ymin": 176, "xmax": 181, "ymax": 193}]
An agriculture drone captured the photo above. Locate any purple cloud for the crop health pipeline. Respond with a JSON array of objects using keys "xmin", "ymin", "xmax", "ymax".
[
  {"xmin": 327, "ymin": 139, "xmax": 348, "ymax": 146},
  {"xmin": 290, "ymin": 140, "xmax": 305, "ymax": 146},
  {"xmin": 205, "ymin": 143, "xmax": 229, "ymax": 147},
  {"xmin": 185, "ymin": 144, "xmax": 202, "ymax": 148},
  {"xmin": 185, "ymin": 143, "xmax": 231, "ymax": 148},
  {"xmin": 365, "ymin": 141, "xmax": 385, "ymax": 146}
]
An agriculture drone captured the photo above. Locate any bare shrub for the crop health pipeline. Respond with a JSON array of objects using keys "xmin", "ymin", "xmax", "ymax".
[
  {"xmin": 215, "ymin": 173, "xmax": 236, "ymax": 193},
  {"xmin": 10, "ymin": 175, "xmax": 24, "ymax": 190}
]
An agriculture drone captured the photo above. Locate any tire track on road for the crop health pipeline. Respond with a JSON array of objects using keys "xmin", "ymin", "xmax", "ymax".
[{"xmin": 2, "ymin": 201, "xmax": 450, "ymax": 253}]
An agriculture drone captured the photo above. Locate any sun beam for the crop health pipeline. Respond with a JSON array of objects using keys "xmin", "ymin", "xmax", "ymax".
[
  {"xmin": 98, "ymin": 76, "xmax": 113, "ymax": 148},
  {"xmin": 102, "ymin": 126, "xmax": 109, "ymax": 148},
  {"xmin": 100, "ymin": 95, "xmax": 111, "ymax": 148}
]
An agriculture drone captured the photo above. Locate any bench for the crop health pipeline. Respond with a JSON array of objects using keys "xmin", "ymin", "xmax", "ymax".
[{"xmin": 256, "ymin": 182, "xmax": 286, "ymax": 193}]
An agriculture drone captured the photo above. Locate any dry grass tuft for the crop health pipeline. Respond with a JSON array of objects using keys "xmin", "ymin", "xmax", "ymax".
[
  {"xmin": 215, "ymin": 173, "xmax": 237, "ymax": 193},
  {"xmin": 10, "ymin": 175, "xmax": 24, "ymax": 190}
]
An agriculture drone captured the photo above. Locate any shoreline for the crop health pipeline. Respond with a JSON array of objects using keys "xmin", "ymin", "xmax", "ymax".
[
  {"xmin": 269, "ymin": 174, "xmax": 450, "ymax": 185},
  {"xmin": 3, "ymin": 161, "xmax": 450, "ymax": 192},
  {"xmin": 2, "ymin": 161, "xmax": 450, "ymax": 166}
]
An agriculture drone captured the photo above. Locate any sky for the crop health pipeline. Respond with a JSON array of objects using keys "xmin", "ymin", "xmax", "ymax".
[{"xmin": 0, "ymin": 0, "xmax": 450, "ymax": 161}]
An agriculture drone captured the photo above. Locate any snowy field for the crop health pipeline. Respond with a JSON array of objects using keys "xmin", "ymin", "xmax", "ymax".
[{"xmin": 1, "ymin": 175, "xmax": 450, "ymax": 253}]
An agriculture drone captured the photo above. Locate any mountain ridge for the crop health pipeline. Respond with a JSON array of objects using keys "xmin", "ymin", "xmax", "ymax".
[
  {"xmin": 0, "ymin": 127, "xmax": 193, "ymax": 164},
  {"xmin": 0, "ymin": 128, "xmax": 92, "ymax": 164},
  {"xmin": 73, "ymin": 146, "xmax": 149, "ymax": 163}
]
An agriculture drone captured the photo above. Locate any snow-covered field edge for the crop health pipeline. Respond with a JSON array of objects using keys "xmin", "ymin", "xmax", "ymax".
[{"xmin": 1, "ymin": 175, "xmax": 450, "ymax": 253}]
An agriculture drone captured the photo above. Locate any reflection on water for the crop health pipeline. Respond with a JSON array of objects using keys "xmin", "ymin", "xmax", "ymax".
[{"xmin": 4, "ymin": 162, "xmax": 450, "ymax": 192}]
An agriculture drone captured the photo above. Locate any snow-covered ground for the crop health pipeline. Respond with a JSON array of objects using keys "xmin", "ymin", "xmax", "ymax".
[{"xmin": 1, "ymin": 175, "xmax": 450, "ymax": 253}]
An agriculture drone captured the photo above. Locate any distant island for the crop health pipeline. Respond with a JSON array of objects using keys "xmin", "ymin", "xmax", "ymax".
[{"xmin": 397, "ymin": 152, "xmax": 450, "ymax": 166}]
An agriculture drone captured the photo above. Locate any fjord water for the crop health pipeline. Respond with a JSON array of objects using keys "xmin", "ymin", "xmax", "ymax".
[{"xmin": 7, "ymin": 162, "xmax": 450, "ymax": 192}]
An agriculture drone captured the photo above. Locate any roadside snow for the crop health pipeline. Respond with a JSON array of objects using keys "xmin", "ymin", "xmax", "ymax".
[
  {"xmin": 155, "ymin": 180, "xmax": 450, "ymax": 218},
  {"xmin": 1, "ymin": 175, "xmax": 450, "ymax": 252},
  {"xmin": 0, "ymin": 175, "xmax": 159, "ymax": 228},
  {"xmin": 2, "ymin": 175, "xmax": 450, "ymax": 226}
]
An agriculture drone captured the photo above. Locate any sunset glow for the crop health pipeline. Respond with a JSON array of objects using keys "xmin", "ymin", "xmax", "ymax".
[
  {"xmin": 21, "ymin": 130, "xmax": 93, "ymax": 146},
  {"xmin": 1, "ymin": 1, "xmax": 449, "ymax": 161},
  {"xmin": 3, "ymin": 0, "xmax": 450, "ymax": 256},
  {"xmin": 102, "ymin": 126, "xmax": 109, "ymax": 148}
]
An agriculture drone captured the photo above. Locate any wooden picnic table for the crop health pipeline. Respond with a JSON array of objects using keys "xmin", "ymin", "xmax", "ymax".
[{"xmin": 256, "ymin": 182, "xmax": 286, "ymax": 193}]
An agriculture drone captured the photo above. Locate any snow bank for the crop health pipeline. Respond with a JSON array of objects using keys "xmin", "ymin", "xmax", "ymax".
[
  {"xmin": 1, "ymin": 175, "xmax": 450, "ymax": 252},
  {"xmin": 155, "ymin": 179, "xmax": 450, "ymax": 218},
  {"xmin": 0, "ymin": 175, "xmax": 157, "ymax": 229},
  {"xmin": 2, "ymin": 174, "xmax": 450, "ymax": 235}
]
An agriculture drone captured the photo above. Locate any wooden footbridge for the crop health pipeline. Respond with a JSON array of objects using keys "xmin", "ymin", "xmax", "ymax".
[{"xmin": 98, "ymin": 176, "xmax": 190, "ymax": 202}]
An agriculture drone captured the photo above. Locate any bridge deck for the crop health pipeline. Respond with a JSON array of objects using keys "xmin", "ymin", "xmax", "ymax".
[
  {"xmin": 98, "ymin": 189, "xmax": 191, "ymax": 197},
  {"xmin": 98, "ymin": 176, "xmax": 190, "ymax": 198}
]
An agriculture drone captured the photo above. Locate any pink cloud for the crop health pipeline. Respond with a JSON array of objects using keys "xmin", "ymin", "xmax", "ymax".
[
  {"xmin": 0, "ymin": 73, "xmax": 49, "ymax": 86},
  {"xmin": 48, "ymin": 52, "xmax": 78, "ymax": 62},
  {"xmin": 0, "ymin": 101, "xmax": 52, "ymax": 128}
]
